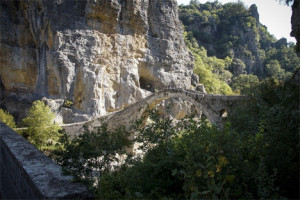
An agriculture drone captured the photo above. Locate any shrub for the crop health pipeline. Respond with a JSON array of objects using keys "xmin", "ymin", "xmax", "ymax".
[
  {"xmin": 63, "ymin": 99, "xmax": 73, "ymax": 107},
  {"xmin": 0, "ymin": 109, "xmax": 16, "ymax": 129},
  {"xmin": 53, "ymin": 124, "xmax": 132, "ymax": 187},
  {"xmin": 22, "ymin": 100, "xmax": 61, "ymax": 151}
]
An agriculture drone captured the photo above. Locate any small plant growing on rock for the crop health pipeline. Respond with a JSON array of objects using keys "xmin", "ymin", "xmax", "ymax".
[{"xmin": 63, "ymin": 99, "xmax": 73, "ymax": 108}]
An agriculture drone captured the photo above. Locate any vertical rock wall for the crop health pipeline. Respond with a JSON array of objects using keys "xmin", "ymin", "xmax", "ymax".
[
  {"xmin": 0, "ymin": 0, "xmax": 194, "ymax": 123},
  {"xmin": 291, "ymin": 0, "xmax": 300, "ymax": 56}
]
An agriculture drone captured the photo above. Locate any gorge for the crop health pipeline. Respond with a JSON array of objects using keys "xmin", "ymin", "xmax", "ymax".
[{"xmin": 0, "ymin": 0, "xmax": 299, "ymax": 199}]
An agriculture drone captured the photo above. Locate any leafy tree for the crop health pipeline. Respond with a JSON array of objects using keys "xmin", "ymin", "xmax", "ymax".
[
  {"xmin": 265, "ymin": 45, "xmax": 300, "ymax": 73},
  {"xmin": 190, "ymin": 0, "xmax": 200, "ymax": 5},
  {"xmin": 229, "ymin": 78, "xmax": 299, "ymax": 198},
  {"xmin": 265, "ymin": 59, "xmax": 287, "ymax": 79},
  {"xmin": 53, "ymin": 124, "xmax": 132, "ymax": 188},
  {"xmin": 0, "ymin": 109, "xmax": 16, "ymax": 129},
  {"xmin": 230, "ymin": 74, "xmax": 259, "ymax": 94},
  {"xmin": 184, "ymin": 32, "xmax": 233, "ymax": 94},
  {"xmin": 22, "ymin": 100, "xmax": 61, "ymax": 151}
]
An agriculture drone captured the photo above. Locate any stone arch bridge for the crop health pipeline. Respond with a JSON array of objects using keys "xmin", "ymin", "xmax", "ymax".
[{"xmin": 63, "ymin": 88, "xmax": 246, "ymax": 136}]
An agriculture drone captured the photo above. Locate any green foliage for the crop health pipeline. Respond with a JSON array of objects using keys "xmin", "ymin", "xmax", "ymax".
[
  {"xmin": 53, "ymin": 76, "xmax": 298, "ymax": 199},
  {"xmin": 96, "ymin": 111, "xmax": 284, "ymax": 199},
  {"xmin": 179, "ymin": 0, "xmax": 299, "ymax": 83},
  {"xmin": 190, "ymin": 0, "xmax": 200, "ymax": 5},
  {"xmin": 184, "ymin": 32, "xmax": 233, "ymax": 95},
  {"xmin": 56, "ymin": 80, "xmax": 299, "ymax": 198},
  {"xmin": 0, "ymin": 109, "xmax": 16, "ymax": 129},
  {"xmin": 229, "ymin": 78, "xmax": 299, "ymax": 198},
  {"xmin": 53, "ymin": 124, "xmax": 132, "ymax": 187},
  {"xmin": 22, "ymin": 100, "xmax": 61, "ymax": 151},
  {"xmin": 265, "ymin": 59, "xmax": 289, "ymax": 79},
  {"xmin": 265, "ymin": 45, "xmax": 300, "ymax": 73},
  {"xmin": 230, "ymin": 74, "xmax": 259, "ymax": 94},
  {"xmin": 63, "ymin": 99, "xmax": 73, "ymax": 107}
]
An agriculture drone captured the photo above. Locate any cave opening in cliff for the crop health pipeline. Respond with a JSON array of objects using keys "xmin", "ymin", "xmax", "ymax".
[{"xmin": 139, "ymin": 77, "xmax": 154, "ymax": 92}]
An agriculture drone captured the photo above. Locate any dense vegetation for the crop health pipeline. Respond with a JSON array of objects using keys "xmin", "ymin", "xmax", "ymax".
[
  {"xmin": 185, "ymin": 31, "xmax": 233, "ymax": 94},
  {"xmin": 53, "ymin": 77, "xmax": 299, "ymax": 199},
  {"xmin": 179, "ymin": 0, "xmax": 299, "ymax": 94}
]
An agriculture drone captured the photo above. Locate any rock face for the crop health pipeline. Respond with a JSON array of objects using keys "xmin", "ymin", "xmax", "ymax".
[
  {"xmin": 0, "ymin": 0, "xmax": 195, "ymax": 123},
  {"xmin": 291, "ymin": 0, "xmax": 300, "ymax": 56},
  {"xmin": 179, "ymin": 3, "xmax": 266, "ymax": 76}
]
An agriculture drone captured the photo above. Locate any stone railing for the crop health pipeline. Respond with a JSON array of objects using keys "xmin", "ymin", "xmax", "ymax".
[{"xmin": 0, "ymin": 122, "xmax": 93, "ymax": 199}]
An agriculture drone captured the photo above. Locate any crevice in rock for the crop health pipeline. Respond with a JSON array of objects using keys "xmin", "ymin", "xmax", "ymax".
[{"xmin": 0, "ymin": 77, "xmax": 5, "ymax": 101}]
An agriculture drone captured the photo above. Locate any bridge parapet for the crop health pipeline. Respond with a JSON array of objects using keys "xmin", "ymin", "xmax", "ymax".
[
  {"xmin": 0, "ymin": 122, "xmax": 93, "ymax": 199},
  {"xmin": 63, "ymin": 89, "xmax": 247, "ymax": 136}
]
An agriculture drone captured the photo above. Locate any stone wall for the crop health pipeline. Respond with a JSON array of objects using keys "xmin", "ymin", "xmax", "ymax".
[{"xmin": 0, "ymin": 122, "xmax": 93, "ymax": 199}]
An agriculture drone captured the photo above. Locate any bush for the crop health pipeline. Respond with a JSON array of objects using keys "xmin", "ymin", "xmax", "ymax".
[
  {"xmin": 184, "ymin": 32, "xmax": 233, "ymax": 95},
  {"xmin": 63, "ymin": 99, "xmax": 73, "ymax": 107},
  {"xmin": 53, "ymin": 124, "xmax": 132, "ymax": 187},
  {"xmin": 22, "ymin": 100, "xmax": 61, "ymax": 151},
  {"xmin": 230, "ymin": 74, "xmax": 259, "ymax": 94},
  {"xmin": 0, "ymin": 109, "xmax": 16, "ymax": 129}
]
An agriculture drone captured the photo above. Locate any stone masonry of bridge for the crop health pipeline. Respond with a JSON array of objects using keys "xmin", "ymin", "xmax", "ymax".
[
  {"xmin": 0, "ymin": 122, "xmax": 93, "ymax": 199},
  {"xmin": 63, "ymin": 89, "xmax": 246, "ymax": 136}
]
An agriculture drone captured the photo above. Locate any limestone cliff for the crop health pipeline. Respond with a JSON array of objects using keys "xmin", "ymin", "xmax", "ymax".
[
  {"xmin": 0, "ymin": 0, "xmax": 195, "ymax": 123},
  {"xmin": 291, "ymin": 0, "xmax": 300, "ymax": 56},
  {"xmin": 179, "ymin": 3, "xmax": 268, "ymax": 76}
]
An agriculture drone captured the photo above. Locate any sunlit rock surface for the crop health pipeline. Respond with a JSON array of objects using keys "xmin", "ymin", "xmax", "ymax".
[{"xmin": 0, "ymin": 0, "xmax": 195, "ymax": 123}]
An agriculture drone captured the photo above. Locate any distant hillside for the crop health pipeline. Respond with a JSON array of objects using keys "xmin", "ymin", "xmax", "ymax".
[{"xmin": 179, "ymin": 1, "xmax": 299, "ymax": 94}]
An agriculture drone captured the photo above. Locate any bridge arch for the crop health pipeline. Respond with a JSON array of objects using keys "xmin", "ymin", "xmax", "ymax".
[
  {"xmin": 135, "ymin": 89, "xmax": 218, "ymax": 125},
  {"xmin": 64, "ymin": 88, "xmax": 245, "ymax": 136}
]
